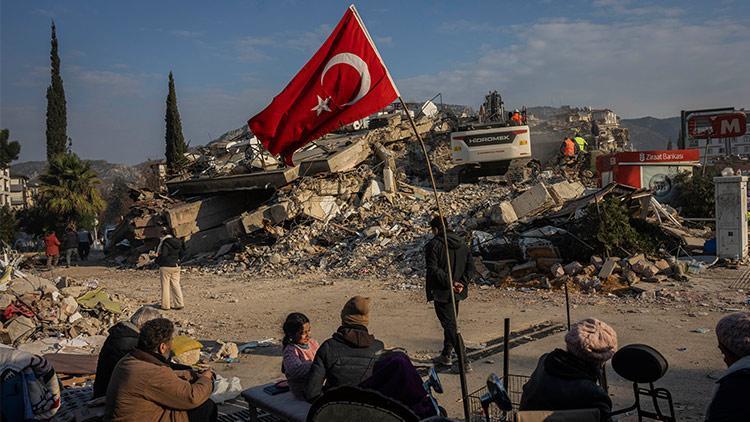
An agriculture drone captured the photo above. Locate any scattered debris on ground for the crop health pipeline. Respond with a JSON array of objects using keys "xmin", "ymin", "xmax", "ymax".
[{"xmin": 1, "ymin": 251, "xmax": 133, "ymax": 348}]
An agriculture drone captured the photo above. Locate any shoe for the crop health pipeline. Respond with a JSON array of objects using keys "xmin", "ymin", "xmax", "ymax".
[
  {"xmin": 451, "ymin": 361, "xmax": 473, "ymax": 374},
  {"xmin": 160, "ymin": 306, "xmax": 171, "ymax": 311},
  {"xmin": 431, "ymin": 354, "xmax": 452, "ymax": 366}
]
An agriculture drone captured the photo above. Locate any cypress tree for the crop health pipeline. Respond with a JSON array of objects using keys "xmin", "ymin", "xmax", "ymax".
[
  {"xmin": 165, "ymin": 72, "xmax": 187, "ymax": 173},
  {"xmin": 46, "ymin": 21, "xmax": 68, "ymax": 161}
]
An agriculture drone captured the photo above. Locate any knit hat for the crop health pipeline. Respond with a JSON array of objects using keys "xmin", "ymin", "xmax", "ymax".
[
  {"xmin": 341, "ymin": 296, "xmax": 371, "ymax": 327},
  {"xmin": 565, "ymin": 318, "xmax": 618, "ymax": 364},
  {"xmin": 716, "ymin": 312, "xmax": 750, "ymax": 357}
]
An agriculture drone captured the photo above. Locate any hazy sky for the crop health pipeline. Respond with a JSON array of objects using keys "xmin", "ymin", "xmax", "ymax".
[{"xmin": 1, "ymin": 0, "xmax": 749, "ymax": 164}]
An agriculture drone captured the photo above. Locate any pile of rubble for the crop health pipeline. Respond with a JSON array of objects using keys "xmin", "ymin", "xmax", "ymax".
[
  {"xmin": 105, "ymin": 101, "xmax": 711, "ymax": 296},
  {"xmin": 106, "ymin": 107, "xmax": 449, "ymax": 267},
  {"xmin": 1, "ymin": 252, "xmax": 129, "ymax": 347}
]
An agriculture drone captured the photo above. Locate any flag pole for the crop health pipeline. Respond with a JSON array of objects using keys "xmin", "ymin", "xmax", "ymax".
[{"xmin": 398, "ymin": 96, "xmax": 472, "ymax": 421}]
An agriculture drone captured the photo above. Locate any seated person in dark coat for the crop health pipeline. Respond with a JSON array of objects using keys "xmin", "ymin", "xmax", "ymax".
[
  {"xmin": 520, "ymin": 318, "xmax": 618, "ymax": 421},
  {"xmin": 360, "ymin": 350, "xmax": 437, "ymax": 419},
  {"xmin": 304, "ymin": 296, "xmax": 384, "ymax": 402},
  {"xmin": 92, "ymin": 306, "xmax": 162, "ymax": 398},
  {"xmin": 705, "ymin": 312, "xmax": 750, "ymax": 422}
]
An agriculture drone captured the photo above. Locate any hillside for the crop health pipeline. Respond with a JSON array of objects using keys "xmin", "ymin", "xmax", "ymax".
[
  {"xmin": 620, "ymin": 116, "xmax": 681, "ymax": 150},
  {"xmin": 10, "ymin": 159, "xmax": 146, "ymax": 187}
]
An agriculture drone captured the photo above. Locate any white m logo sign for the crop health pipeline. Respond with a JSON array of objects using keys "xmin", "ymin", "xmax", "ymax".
[{"xmin": 721, "ymin": 118, "xmax": 741, "ymax": 135}]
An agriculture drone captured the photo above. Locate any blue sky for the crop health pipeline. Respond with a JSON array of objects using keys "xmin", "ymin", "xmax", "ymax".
[{"xmin": 1, "ymin": 0, "xmax": 749, "ymax": 164}]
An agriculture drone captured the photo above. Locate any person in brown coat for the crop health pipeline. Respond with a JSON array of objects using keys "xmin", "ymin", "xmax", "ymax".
[{"xmin": 104, "ymin": 318, "xmax": 217, "ymax": 422}]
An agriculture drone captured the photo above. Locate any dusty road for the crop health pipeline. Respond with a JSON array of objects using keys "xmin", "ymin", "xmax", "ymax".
[{"xmin": 42, "ymin": 258, "xmax": 749, "ymax": 421}]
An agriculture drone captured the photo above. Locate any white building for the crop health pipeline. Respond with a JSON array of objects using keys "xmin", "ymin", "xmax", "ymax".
[
  {"xmin": 592, "ymin": 109, "xmax": 619, "ymax": 126},
  {"xmin": 0, "ymin": 168, "xmax": 11, "ymax": 208},
  {"xmin": 9, "ymin": 175, "xmax": 33, "ymax": 210}
]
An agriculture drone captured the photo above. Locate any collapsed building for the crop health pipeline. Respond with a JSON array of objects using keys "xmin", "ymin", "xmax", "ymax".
[{"xmin": 105, "ymin": 101, "xmax": 710, "ymax": 297}]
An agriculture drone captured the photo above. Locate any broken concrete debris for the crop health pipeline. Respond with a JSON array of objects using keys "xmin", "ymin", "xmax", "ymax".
[
  {"xmin": 102, "ymin": 102, "xmax": 711, "ymax": 298},
  {"xmin": 0, "ymin": 272, "xmax": 127, "ymax": 346}
]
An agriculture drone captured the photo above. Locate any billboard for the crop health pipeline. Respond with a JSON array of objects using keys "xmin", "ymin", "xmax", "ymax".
[
  {"xmin": 680, "ymin": 108, "xmax": 750, "ymax": 157},
  {"xmin": 687, "ymin": 112, "xmax": 747, "ymax": 139}
]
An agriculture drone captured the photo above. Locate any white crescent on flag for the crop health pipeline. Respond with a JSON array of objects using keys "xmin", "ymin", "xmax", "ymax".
[{"xmin": 320, "ymin": 52, "xmax": 371, "ymax": 106}]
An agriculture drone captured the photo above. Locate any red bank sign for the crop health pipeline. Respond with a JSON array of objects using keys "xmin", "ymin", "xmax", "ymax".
[
  {"xmin": 688, "ymin": 112, "xmax": 747, "ymax": 138},
  {"xmin": 615, "ymin": 149, "xmax": 701, "ymax": 164}
]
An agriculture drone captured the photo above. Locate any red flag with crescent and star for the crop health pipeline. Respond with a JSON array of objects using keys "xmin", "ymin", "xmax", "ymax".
[{"xmin": 248, "ymin": 5, "xmax": 399, "ymax": 166}]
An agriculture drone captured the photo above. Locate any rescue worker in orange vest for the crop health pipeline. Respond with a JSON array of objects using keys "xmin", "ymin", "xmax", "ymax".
[
  {"xmin": 511, "ymin": 109, "xmax": 523, "ymax": 126},
  {"xmin": 560, "ymin": 137, "xmax": 577, "ymax": 163}
]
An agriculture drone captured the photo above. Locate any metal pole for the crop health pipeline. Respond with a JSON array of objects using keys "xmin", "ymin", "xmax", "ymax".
[
  {"xmin": 564, "ymin": 281, "xmax": 571, "ymax": 330},
  {"xmin": 503, "ymin": 318, "xmax": 510, "ymax": 391},
  {"xmin": 399, "ymin": 96, "xmax": 471, "ymax": 422}
]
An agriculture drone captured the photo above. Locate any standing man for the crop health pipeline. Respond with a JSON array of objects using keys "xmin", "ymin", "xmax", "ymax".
[
  {"xmin": 424, "ymin": 216, "xmax": 475, "ymax": 371},
  {"xmin": 156, "ymin": 229, "xmax": 185, "ymax": 310},
  {"xmin": 573, "ymin": 134, "xmax": 588, "ymax": 154},
  {"xmin": 62, "ymin": 226, "xmax": 78, "ymax": 267},
  {"xmin": 77, "ymin": 227, "xmax": 93, "ymax": 261},
  {"xmin": 44, "ymin": 230, "xmax": 60, "ymax": 269}
]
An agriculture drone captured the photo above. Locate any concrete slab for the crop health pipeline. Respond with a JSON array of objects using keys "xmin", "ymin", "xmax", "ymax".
[
  {"xmin": 166, "ymin": 167, "xmax": 298, "ymax": 196},
  {"xmin": 167, "ymin": 193, "xmax": 258, "ymax": 238},
  {"xmin": 512, "ymin": 183, "xmax": 554, "ymax": 219},
  {"xmin": 298, "ymin": 137, "xmax": 371, "ymax": 176},
  {"xmin": 229, "ymin": 202, "xmax": 293, "ymax": 235},
  {"xmin": 598, "ymin": 257, "xmax": 619, "ymax": 279},
  {"xmin": 184, "ymin": 225, "xmax": 233, "ymax": 257},
  {"xmin": 548, "ymin": 181, "xmax": 585, "ymax": 205},
  {"xmin": 490, "ymin": 201, "xmax": 518, "ymax": 225},
  {"xmin": 302, "ymin": 196, "xmax": 340, "ymax": 222}
]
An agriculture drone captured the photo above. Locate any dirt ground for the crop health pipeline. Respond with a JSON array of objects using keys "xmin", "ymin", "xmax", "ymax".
[{"xmin": 41, "ymin": 255, "xmax": 749, "ymax": 421}]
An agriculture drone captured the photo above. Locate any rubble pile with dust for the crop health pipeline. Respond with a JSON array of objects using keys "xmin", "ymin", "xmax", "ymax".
[{"xmin": 1, "ymin": 253, "xmax": 130, "ymax": 346}]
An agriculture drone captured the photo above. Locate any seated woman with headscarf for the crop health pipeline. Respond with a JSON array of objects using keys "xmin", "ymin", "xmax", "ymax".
[
  {"xmin": 360, "ymin": 350, "xmax": 437, "ymax": 419},
  {"xmin": 705, "ymin": 312, "xmax": 750, "ymax": 421},
  {"xmin": 520, "ymin": 318, "xmax": 618, "ymax": 422}
]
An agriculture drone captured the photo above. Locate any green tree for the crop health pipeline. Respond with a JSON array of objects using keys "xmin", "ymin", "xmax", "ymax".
[
  {"xmin": 0, "ymin": 206, "xmax": 16, "ymax": 246},
  {"xmin": 39, "ymin": 153, "xmax": 105, "ymax": 228},
  {"xmin": 46, "ymin": 21, "xmax": 68, "ymax": 161},
  {"xmin": 673, "ymin": 170, "xmax": 716, "ymax": 218},
  {"xmin": 0, "ymin": 129, "xmax": 21, "ymax": 168},
  {"xmin": 165, "ymin": 71, "xmax": 187, "ymax": 173}
]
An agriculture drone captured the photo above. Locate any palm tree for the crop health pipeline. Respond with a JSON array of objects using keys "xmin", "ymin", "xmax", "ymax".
[{"xmin": 39, "ymin": 153, "xmax": 105, "ymax": 226}]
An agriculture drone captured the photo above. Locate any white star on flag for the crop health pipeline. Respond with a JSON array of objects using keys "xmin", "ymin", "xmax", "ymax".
[{"xmin": 311, "ymin": 95, "xmax": 332, "ymax": 116}]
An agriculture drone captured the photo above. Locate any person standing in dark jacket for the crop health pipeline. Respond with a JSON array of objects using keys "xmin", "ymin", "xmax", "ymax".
[
  {"xmin": 705, "ymin": 312, "xmax": 750, "ymax": 422},
  {"xmin": 156, "ymin": 229, "xmax": 185, "ymax": 310},
  {"xmin": 77, "ymin": 229, "xmax": 93, "ymax": 261},
  {"xmin": 305, "ymin": 296, "xmax": 385, "ymax": 402},
  {"xmin": 425, "ymin": 216, "xmax": 474, "ymax": 369},
  {"xmin": 92, "ymin": 306, "xmax": 162, "ymax": 398},
  {"xmin": 62, "ymin": 227, "xmax": 79, "ymax": 267},
  {"xmin": 520, "ymin": 318, "xmax": 618, "ymax": 422}
]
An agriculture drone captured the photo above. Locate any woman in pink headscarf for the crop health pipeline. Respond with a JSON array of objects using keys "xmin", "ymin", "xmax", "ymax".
[{"xmin": 520, "ymin": 318, "xmax": 618, "ymax": 422}]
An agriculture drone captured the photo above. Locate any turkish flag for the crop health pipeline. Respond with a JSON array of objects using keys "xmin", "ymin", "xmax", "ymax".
[{"xmin": 248, "ymin": 5, "xmax": 399, "ymax": 166}]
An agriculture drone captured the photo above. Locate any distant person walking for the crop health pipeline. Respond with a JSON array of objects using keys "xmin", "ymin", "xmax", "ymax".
[
  {"xmin": 424, "ymin": 216, "xmax": 475, "ymax": 371},
  {"xmin": 77, "ymin": 228, "xmax": 93, "ymax": 261},
  {"xmin": 62, "ymin": 227, "xmax": 78, "ymax": 267},
  {"xmin": 44, "ymin": 231, "xmax": 60, "ymax": 269},
  {"xmin": 156, "ymin": 229, "xmax": 185, "ymax": 310}
]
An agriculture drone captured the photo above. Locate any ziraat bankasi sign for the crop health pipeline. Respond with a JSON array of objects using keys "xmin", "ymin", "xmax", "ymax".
[{"xmin": 614, "ymin": 149, "xmax": 701, "ymax": 164}]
